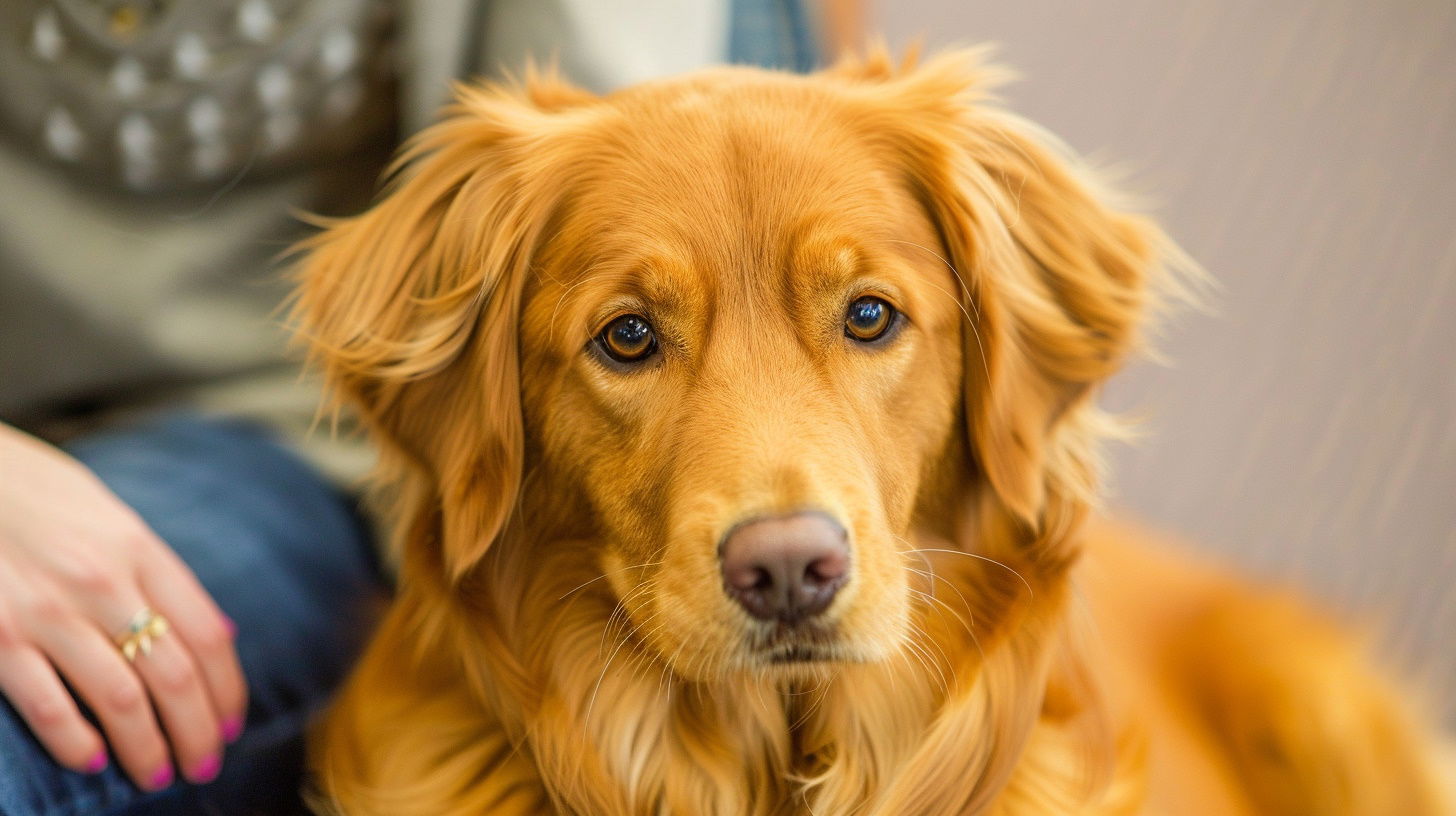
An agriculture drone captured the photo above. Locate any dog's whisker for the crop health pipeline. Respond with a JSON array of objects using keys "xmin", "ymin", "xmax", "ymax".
[
  {"xmin": 584, "ymin": 623, "xmax": 639, "ymax": 734},
  {"xmin": 904, "ymin": 547, "xmax": 1035, "ymax": 600},
  {"xmin": 898, "ymin": 623, "xmax": 949, "ymax": 698},
  {"xmin": 546, "ymin": 265, "xmax": 603, "ymax": 347},
  {"xmin": 903, "ymin": 265, "xmax": 993, "ymax": 389},
  {"xmin": 897, "ymin": 535, "xmax": 979, "ymax": 632},
  {"xmin": 620, "ymin": 612, "xmax": 671, "ymax": 697},
  {"xmin": 596, "ymin": 578, "xmax": 656, "ymax": 654},
  {"xmin": 884, "ymin": 238, "xmax": 981, "ymax": 321},
  {"xmin": 902, "ymin": 614, "xmax": 952, "ymax": 679},
  {"xmin": 905, "ymin": 579, "xmax": 976, "ymax": 643},
  {"xmin": 584, "ymin": 581, "xmax": 662, "ymax": 735},
  {"xmin": 901, "ymin": 561, "xmax": 978, "ymax": 634},
  {"xmin": 557, "ymin": 559, "xmax": 663, "ymax": 601}
]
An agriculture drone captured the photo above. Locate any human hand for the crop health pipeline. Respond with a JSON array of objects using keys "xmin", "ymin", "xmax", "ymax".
[{"xmin": 0, "ymin": 423, "xmax": 247, "ymax": 790}]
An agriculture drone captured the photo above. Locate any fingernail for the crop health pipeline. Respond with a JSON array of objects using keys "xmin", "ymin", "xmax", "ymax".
[
  {"xmin": 188, "ymin": 753, "xmax": 221, "ymax": 784},
  {"xmin": 222, "ymin": 715, "xmax": 243, "ymax": 743},
  {"xmin": 148, "ymin": 764, "xmax": 174, "ymax": 791},
  {"xmin": 222, "ymin": 615, "xmax": 237, "ymax": 638},
  {"xmin": 84, "ymin": 750, "xmax": 108, "ymax": 774}
]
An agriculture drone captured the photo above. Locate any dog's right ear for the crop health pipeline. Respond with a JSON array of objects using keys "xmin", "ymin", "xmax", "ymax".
[
  {"xmin": 836, "ymin": 47, "xmax": 1197, "ymax": 540},
  {"xmin": 291, "ymin": 74, "xmax": 592, "ymax": 582}
]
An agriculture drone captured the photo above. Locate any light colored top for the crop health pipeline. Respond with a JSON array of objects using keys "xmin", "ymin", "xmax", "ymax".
[{"xmin": 0, "ymin": 0, "xmax": 729, "ymax": 485}]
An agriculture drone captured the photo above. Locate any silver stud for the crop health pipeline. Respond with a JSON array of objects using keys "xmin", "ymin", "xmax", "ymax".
[
  {"xmin": 33, "ymin": 8, "xmax": 64, "ymax": 61},
  {"xmin": 192, "ymin": 139, "xmax": 228, "ymax": 178},
  {"xmin": 43, "ymin": 107, "xmax": 83, "ymax": 160},
  {"xmin": 255, "ymin": 63, "xmax": 292, "ymax": 110},
  {"xmin": 237, "ymin": 0, "xmax": 276, "ymax": 43},
  {"xmin": 319, "ymin": 27, "xmax": 357, "ymax": 78},
  {"xmin": 323, "ymin": 79, "xmax": 362, "ymax": 120},
  {"xmin": 173, "ymin": 32, "xmax": 210, "ymax": 79},
  {"xmin": 186, "ymin": 96, "xmax": 223, "ymax": 139},
  {"xmin": 110, "ymin": 56, "xmax": 146, "ymax": 99},
  {"xmin": 117, "ymin": 112, "xmax": 155, "ymax": 161},
  {"xmin": 263, "ymin": 112, "xmax": 299, "ymax": 152},
  {"xmin": 123, "ymin": 155, "xmax": 158, "ymax": 189}
]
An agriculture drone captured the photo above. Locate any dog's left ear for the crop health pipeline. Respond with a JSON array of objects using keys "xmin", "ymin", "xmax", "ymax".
[
  {"xmin": 845, "ymin": 49, "xmax": 1190, "ymax": 530},
  {"xmin": 291, "ymin": 73, "xmax": 592, "ymax": 580}
]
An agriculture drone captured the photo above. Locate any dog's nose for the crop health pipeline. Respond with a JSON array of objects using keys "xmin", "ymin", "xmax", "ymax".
[{"xmin": 720, "ymin": 512, "xmax": 849, "ymax": 623}]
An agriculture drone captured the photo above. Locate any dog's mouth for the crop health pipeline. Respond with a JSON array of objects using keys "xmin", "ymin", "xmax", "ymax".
[
  {"xmin": 765, "ymin": 645, "xmax": 835, "ymax": 664},
  {"xmin": 751, "ymin": 622, "xmax": 850, "ymax": 665}
]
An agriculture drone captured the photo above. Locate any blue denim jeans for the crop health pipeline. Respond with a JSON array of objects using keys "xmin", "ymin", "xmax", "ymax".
[{"xmin": 0, "ymin": 417, "xmax": 388, "ymax": 816}]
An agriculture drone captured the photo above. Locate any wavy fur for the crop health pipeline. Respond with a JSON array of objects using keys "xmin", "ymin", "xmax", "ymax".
[{"xmin": 291, "ymin": 49, "xmax": 1452, "ymax": 815}]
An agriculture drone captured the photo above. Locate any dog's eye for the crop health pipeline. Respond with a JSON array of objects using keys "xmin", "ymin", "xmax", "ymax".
[
  {"xmin": 597, "ymin": 314, "xmax": 658, "ymax": 363},
  {"xmin": 845, "ymin": 296, "xmax": 895, "ymax": 342}
]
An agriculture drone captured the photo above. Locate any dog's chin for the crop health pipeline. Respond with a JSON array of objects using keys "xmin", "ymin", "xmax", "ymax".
[
  {"xmin": 649, "ymin": 628, "xmax": 895, "ymax": 684},
  {"xmin": 755, "ymin": 643, "xmax": 860, "ymax": 680},
  {"xmin": 744, "ymin": 636, "xmax": 910, "ymax": 684},
  {"xmin": 630, "ymin": 585, "xmax": 908, "ymax": 683},
  {"xmin": 732, "ymin": 628, "xmax": 900, "ymax": 679}
]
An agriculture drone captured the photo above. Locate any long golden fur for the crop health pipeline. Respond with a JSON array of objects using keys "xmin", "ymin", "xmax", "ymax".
[{"xmin": 291, "ymin": 49, "xmax": 1453, "ymax": 815}]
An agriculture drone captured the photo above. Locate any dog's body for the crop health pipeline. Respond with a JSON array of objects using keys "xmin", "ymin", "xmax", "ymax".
[{"xmin": 293, "ymin": 51, "xmax": 1452, "ymax": 815}]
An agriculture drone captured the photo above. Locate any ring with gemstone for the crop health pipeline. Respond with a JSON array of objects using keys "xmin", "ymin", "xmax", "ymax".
[{"xmin": 115, "ymin": 607, "xmax": 170, "ymax": 662}]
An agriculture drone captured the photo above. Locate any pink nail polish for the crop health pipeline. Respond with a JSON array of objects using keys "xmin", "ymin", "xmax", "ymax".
[
  {"xmin": 189, "ymin": 753, "xmax": 221, "ymax": 784},
  {"xmin": 148, "ymin": 764, "xmax": 174, "ymax": 791},
  {"xmin": 222, "ymin": 715, "xmax": 243, "ymax": 743},
  {"xmin": 222, "ymin": 615, "xmax": 237, "ymax": 638},
  {"xmin": 84, "ymin": 751, "xmax": 108, "ymax": 774}
]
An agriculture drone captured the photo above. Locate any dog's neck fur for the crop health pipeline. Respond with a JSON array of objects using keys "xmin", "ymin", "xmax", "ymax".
[{"xmin": 404, "ymin": 494, "xmax": 1139, "ymax": 816}]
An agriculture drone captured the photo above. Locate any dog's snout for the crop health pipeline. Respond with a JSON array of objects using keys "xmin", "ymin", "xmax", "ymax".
[{"xmin": 720, "ymin": 512, "xmax": 849, "ymax": 623}]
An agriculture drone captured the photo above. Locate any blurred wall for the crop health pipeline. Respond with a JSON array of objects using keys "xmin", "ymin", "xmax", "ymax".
[{"xmin": 870, "ymin": 1, "xmax": 1455, "ymax": 715}]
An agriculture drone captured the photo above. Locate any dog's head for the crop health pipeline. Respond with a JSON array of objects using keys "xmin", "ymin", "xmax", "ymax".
[{"xmin": 294, "ymin": 50, "xmax": 1181, "ymax": 682}]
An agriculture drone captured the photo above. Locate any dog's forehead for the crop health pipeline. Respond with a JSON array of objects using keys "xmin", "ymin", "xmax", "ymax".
[{"xmin": 544, "ymin": 81, "xmax": 926, "ymax": 295}]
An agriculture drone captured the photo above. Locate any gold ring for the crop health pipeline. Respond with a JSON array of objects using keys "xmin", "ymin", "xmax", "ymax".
[{"xmin": 116, "ymin": 607, "xmax": 170, "ymax": 662}]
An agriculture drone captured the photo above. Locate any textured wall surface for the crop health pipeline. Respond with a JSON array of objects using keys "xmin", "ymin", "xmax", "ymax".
[{"xmin": 871, "ymin": 1, "xmax": 1455, "ymax": 715}]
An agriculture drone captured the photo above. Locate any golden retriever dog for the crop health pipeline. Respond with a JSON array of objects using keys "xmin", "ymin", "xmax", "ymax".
[{"xmin": 290, "ymin": 49, "xmax": 1453, "ymax": 815}]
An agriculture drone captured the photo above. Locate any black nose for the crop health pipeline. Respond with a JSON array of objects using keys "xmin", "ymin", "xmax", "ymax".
[{"xmin": 720, "ymin": 512, "xmax": 849, "ymax": 624}]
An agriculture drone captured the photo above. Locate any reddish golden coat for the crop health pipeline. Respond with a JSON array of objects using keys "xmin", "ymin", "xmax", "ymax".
[{"xmin": 292, "ymin": 50, "xmax": 1452, "ymax": 815}]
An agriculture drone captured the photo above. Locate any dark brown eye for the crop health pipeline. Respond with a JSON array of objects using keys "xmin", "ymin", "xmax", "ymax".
[
  {"xmin": 845, "ymin": 296, "xmax": 894, "ymax": 342},
  {"xmin": 597, "ymin": 314, "xmax": 657, "ymax": 363}
]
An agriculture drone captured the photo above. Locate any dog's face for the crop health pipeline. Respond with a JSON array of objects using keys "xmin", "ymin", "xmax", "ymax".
[
  {"xmin": 295, "ymin": 53, "xmax": 1167, "ymax": 683},
  {"xmin": 518, "ymin": 89, "xmax": 968, "ymax": 675}
]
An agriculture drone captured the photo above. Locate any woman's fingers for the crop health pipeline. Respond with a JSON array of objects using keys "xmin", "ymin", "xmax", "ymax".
[
  {"xmin": 23, "ymin": 569, "xmax": 230, "ymax": 789},
  {"xmin": 72, "ymin": 562, "xmax": 229, "ymax": 787},
  {"xmin": 0, "ymin": 644, "xmax": 108, "ymax": 774},
  {"xmin": 0, "ymin": 425, "xmax": 246, "ymax": 788},
  {"xmin": 36, "ymin": 618, "xmax": 174, "ymax": 790},
  {"xmin": 124, "ymin": 626, "xmax": 224, "ymax": 784},
  {"xmin": 137, "ymin": 543, "xmax": 247, "ymax": 743}
]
